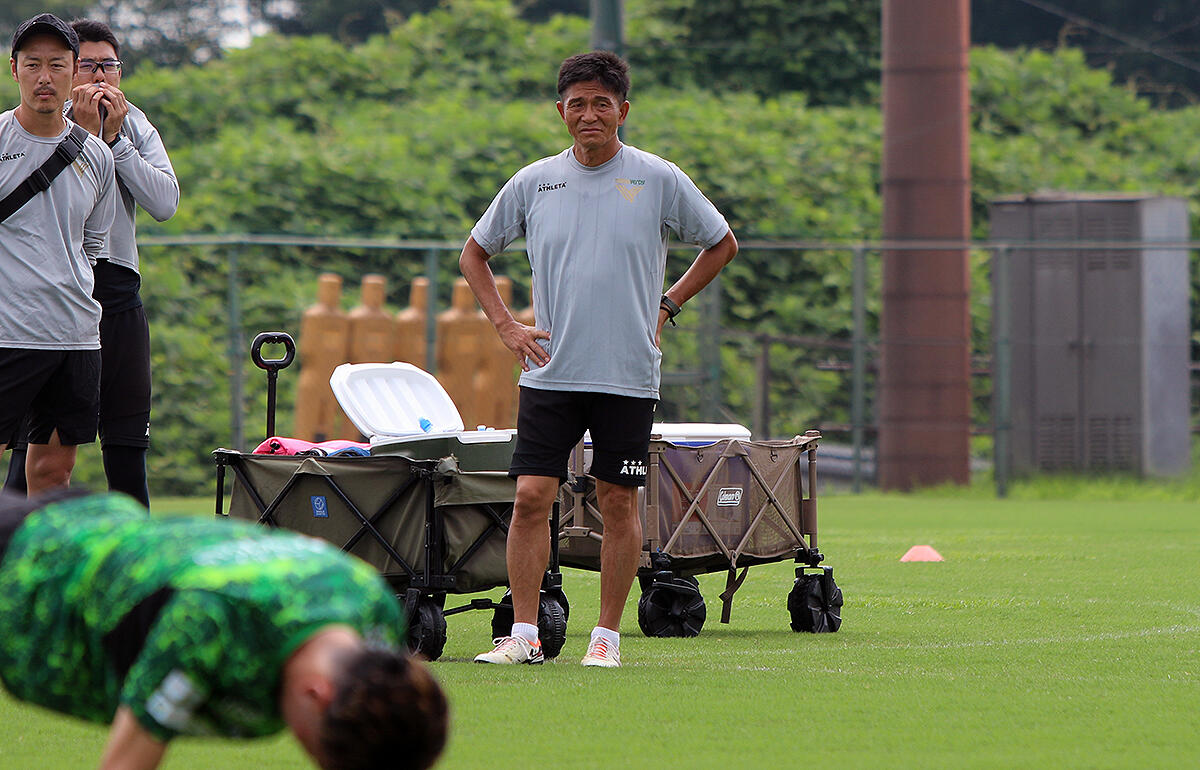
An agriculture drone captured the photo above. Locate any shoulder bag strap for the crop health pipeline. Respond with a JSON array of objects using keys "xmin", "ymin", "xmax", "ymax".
[{"xmin": 0, "ymin": 123, "xmax": 90, "ymax": 224}]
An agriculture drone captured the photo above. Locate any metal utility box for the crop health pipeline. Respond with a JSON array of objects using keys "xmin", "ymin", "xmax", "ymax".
[{"xmin": 990, "ymin": 193, "xmax": 1191, "ymax": 476}]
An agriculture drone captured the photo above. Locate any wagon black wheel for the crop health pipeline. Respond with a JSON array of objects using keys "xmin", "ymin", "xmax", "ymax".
[
  {"xmin": 788, "ymin": 570, "xmax": 843, "ymax": 633},
  {"xmin": 537, "ymin": 594, "xmax": 568, "ymax": 659},
  {"xmin": 547, "ymin": 586, "xmax": 570, "ymax": 623},
  {"xmin": 408, "ymin": 598, "xmax": 448, "ymax": 660},
  {"xmin": 637, "ymin": 576, "xmax": 706, "ymax": 638},
  {"xmin": 490, "ymin": 589, "xmax": 514, "ymax": 641},
  {"xmin": 491, "ymin": 589, "xmax": 569, "ymax": 659},
  {"xmin": 640, "ymin": 570, "xmax": 697, "ymax": 592}
]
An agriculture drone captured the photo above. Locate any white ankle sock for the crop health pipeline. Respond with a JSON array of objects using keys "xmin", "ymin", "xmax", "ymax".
[
  {"xmin": 512, "ymin": 622, "xmax": 539, "ymax": 644},
  {"xmin": 591, "ymin": 626, "xmax": 620, "ymax": 647}
]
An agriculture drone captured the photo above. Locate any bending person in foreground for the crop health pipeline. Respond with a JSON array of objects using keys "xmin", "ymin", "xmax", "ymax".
[
  {"xmin": 461, "ymin": 50, "xmax": 736, "ymax": 668},
  {"xmin": 0, "ymin": 488, "xmax": 448, "ymax": 770}
]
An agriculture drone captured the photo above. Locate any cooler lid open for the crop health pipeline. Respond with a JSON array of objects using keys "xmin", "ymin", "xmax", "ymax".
[{"xmin": 330, "ymin": 362, "xmax": 465, "ymax": 438}]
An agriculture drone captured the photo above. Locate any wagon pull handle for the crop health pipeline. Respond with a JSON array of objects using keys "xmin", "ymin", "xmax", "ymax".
[{"xmin": 250, "ymin": 331, "xmax": 296, "ymax": 440}]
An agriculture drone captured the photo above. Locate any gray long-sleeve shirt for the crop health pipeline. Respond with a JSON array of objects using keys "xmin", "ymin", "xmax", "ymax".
[
  {"xmin": 0, "ymin": 110, "xmax": 116, "ymax": 349},
  {"xmin": 64, "ymin": 100, "xmax": 178, "ymax": 274}
]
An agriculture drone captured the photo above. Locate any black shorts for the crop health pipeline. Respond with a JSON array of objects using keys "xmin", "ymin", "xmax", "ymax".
[
  {"xmin": 0, "ymin": 348, "xmax": 101, "ymax": 446},
  {"xmin": 98, "ymin": 303, "xmax": 151, "ymax": 448},
  {"xmin": 510, "ymin": 387, "xmax": 657, "ymax": 487},
  {"xmin": 4, "ymin": 414, "xmax": 30, "ymax": 451}
]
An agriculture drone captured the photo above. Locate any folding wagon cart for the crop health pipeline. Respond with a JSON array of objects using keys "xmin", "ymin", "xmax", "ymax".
[
  {"xmin": 558, "ymin": 429, "xmax": 843, "ymax": 637},
  {"xmin": 213, "ymin": 332, "xmax": 570, "ymax": 661}
]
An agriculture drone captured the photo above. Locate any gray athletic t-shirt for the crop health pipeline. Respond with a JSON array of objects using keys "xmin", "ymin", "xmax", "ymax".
[
  {"xmin": 471, "ymin": 145, "xmax": 728, "ymax": 398},
  {"xmin": 0, "ymin": 110, "xmax": 116, "ymax": 349},
  {"xmin": 63, "ymin": 100, "xmax": 179, "ymax": 274}
]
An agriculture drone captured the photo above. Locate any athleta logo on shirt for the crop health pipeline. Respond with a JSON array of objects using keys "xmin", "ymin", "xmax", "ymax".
[
  {"xmin": 619, "ymin": 459, "xmax": 647, "ymax": 476},
  {"xmin": 0, "ymin": 152, "xmax": 25, "ymax": 163},
  {"xmin": 615, "ymin": 178, "xmax": 646, "ymax": 202},
  {"xmin": 538, "ymin": 181, "xmax": 567, "ymax": 192}
]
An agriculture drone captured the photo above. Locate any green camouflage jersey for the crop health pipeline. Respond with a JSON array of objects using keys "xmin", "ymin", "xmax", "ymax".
[{"xmin": 0, "ymin": 494, "xmax": 405, "ymax": 741}]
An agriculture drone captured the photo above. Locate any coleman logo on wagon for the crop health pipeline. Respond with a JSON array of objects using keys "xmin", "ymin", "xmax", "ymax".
[
  {"xmin": 619, "ymin": 459, "xmax": 647, "ymax": 476},
  {"xmin": 716, "ymin": 488, "xmax": 743, "ymax": 506}
]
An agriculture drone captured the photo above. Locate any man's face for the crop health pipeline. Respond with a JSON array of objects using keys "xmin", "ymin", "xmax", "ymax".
[
  {"xmin": 556, "ymin": 79, "xmax": 628, "ymax": 152},
  {"xmin": 11, "ymin": 34, "xmax": 75, "ymax": 115},
  {"xmin": 74, "ymin": 40, "xmax": 120, "ymax": 89}
]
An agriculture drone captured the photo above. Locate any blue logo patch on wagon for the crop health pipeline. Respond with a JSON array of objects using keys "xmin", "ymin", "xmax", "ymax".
[{"xmin": 311, "ymin": 495, "xmax": 329, "ymax": 518}]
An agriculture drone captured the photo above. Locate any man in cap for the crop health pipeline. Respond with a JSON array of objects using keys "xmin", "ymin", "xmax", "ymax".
[{"xmin": 0, "ymin": 13, "xmax": 116, "ymax": 494}]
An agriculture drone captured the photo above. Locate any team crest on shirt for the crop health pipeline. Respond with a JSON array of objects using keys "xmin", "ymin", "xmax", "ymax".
[
  {"xmin": 615, "ymin": 178, "xmax": 645, "ymax": 202},
  {"xmin": 71, "ymin": 154, "xmax": 92, "ymax": 178}
]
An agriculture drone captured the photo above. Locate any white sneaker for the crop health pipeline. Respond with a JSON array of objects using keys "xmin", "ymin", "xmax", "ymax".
[
  {"xmin": 474, "ymin": 636, "xmax": 544, "ymax": 664},
  {"xmin": 580, "ymin": 637, "xmax": 621, "ymax": 668}
]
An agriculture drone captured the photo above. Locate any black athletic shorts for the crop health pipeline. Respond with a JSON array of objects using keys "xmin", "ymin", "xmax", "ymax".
[
  {"xmin": 98, "ymin": 303, "xmax": 152, "ymax": 448},
  {"xmin": 0, "ymin": 348, "xmax": 101, "ymax": 446},
  {"xmin": 4, "ymin": 414, "xmax": 29, "ymax": 452},
  {"xmin": 509, "ymin": 386, "xmax": 657, "ymax": 487}
]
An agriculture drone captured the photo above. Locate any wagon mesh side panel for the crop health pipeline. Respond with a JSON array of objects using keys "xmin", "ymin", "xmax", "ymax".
[
  {"xmin": 557, "ymin": 437, "xmax": 813, "ymax": 574},
  {"xmin": 657, "ymin": 441, "xmax": 804, "ymax": 562},
  {"xmin": 226, "ymin": 455, "xmax": 428, "ymax": 584},
  {"xmin": 225, "ymin": 454, "xmax": 514, "ymax": 593}
]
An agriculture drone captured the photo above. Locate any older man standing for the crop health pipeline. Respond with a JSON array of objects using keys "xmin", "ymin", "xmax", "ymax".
[
  {"xmin": 462, "ymin": 51, "xmax": 736, "ymax": 667},
  {"xmin": 0, "ymin": 13, "xmax": 116, "ymax": 494}
]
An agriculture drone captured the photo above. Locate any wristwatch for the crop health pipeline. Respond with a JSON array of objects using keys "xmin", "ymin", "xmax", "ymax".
[{"xmin": 659, "ymin": 294, "xmax": 681, "ymax": 326}]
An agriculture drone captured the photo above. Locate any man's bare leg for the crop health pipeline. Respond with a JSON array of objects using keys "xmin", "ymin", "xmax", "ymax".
[
  {"xmin": 507, "ymin": 474, "xmax": 560, "ymax": 625},
  {"xmin": 474, "ymin": 474, "xmax": 559, "ymax": 664},
  {"xmin": 26, "ymin": 431, "xmax": 77, "ymax": 495},
  {"xmin": 595, "ymin": 480, "xmax": 642, "ymax": 632}
]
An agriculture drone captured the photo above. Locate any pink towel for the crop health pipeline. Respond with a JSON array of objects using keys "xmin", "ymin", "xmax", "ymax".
[{"xmin": 252, "ymin": 436, "xmax": 370, "ymax": 456}]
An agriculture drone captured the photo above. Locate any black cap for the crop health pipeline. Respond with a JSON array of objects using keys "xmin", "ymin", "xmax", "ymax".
[{"xmin": 11, "ymin": 13, "xmax": 79, "ymax": 59}]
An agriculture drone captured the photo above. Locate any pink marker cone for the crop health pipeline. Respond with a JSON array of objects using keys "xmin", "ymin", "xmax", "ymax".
[{"xmin": 900, "ymin": 545, "xmax": 944, "ymax": 562}]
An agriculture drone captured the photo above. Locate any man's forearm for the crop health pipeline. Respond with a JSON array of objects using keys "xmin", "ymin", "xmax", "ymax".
[
  {"xmin": 459, "ymin": 237, "xmax": 516, "ymax": 331},
  {"xmin": 113, "ymin": 136, "xmax": 179, "ymax": 222},
  {"xmin": 98, "ymin": 707, "xmax": 167, "ymax": 770},
  {"xmin": 664, "ymin": 229, "xmax": 738, "ymax": 307}
]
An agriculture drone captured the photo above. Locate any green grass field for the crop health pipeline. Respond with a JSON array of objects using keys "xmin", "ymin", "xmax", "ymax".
[{"xmin": 1, "ymin": 493, "xmax": 1196, "ymax": 769}]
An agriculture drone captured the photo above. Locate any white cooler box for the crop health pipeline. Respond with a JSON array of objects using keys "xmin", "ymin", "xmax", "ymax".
[
  {"xmin": 330, "ymin": 362, "xmax": 516, "ymax": 471},
  {"xmin": 331, "ymin": 363, "xmax": 751, "ymax": 471}
]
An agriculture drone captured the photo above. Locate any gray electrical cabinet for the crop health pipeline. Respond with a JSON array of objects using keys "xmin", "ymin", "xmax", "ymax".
[{"xmin": 990, "ymin": 193, "xmax": 1191, "ymax": 476}]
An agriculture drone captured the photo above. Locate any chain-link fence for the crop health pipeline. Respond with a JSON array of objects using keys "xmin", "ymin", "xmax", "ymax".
[{"xmin": 111, "ymin": 235, "xmax": 1200, "ymax": 496}]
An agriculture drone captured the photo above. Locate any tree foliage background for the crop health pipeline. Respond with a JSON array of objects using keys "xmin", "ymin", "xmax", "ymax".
[{"xmin": 3, "ymin": 0, "xmax": 1199, "ymax": 494}]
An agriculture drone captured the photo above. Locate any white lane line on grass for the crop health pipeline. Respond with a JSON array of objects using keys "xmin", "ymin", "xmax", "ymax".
[{"xmin": 864, "ymin": 624, "xmax": 1200, "ymax": 651}]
